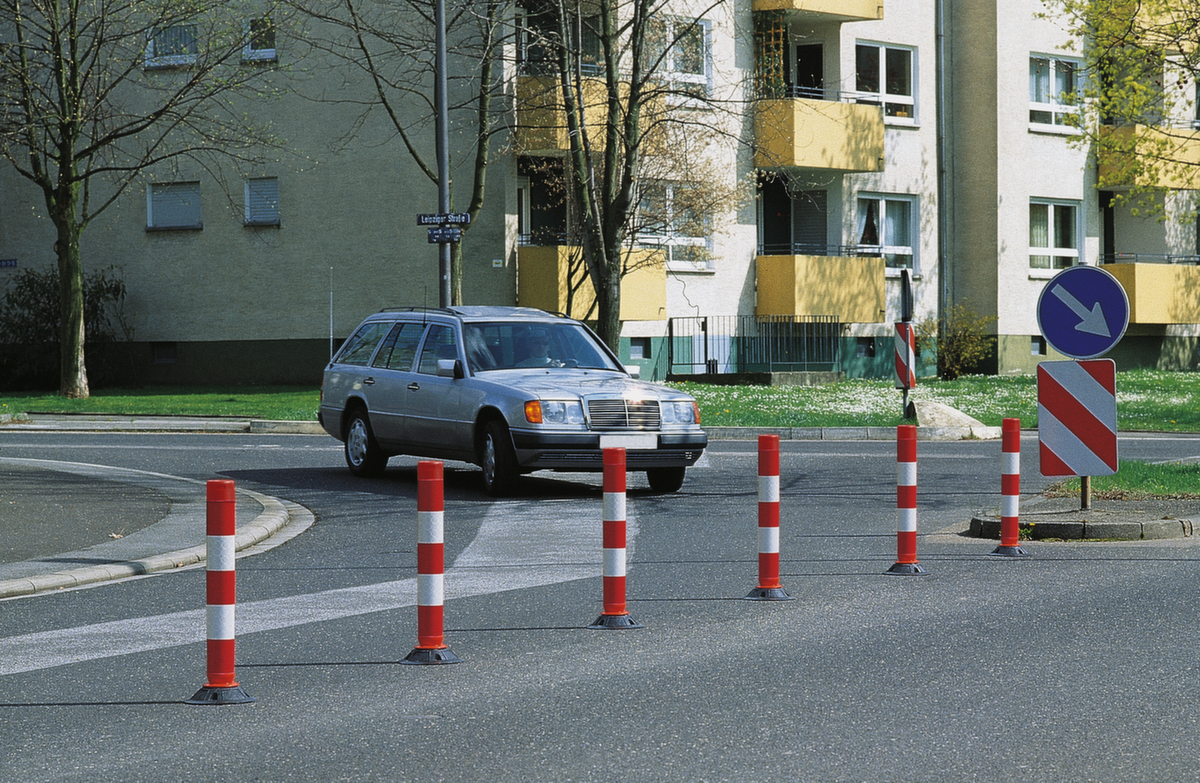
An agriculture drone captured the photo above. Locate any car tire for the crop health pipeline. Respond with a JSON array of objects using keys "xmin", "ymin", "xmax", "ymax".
[
  {"xmin": 481, "ymin": 419, "xmax": 519, "ymax": 496},
  {"xmin": 344, "ymin": 409, "xmax": 388, "ymax": 478},
  {"xmin": 646, "ymin": 466, "xmax": 686, "ymax": 493}
]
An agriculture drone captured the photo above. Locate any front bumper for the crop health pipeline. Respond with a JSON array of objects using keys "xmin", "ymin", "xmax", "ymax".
[{"xmin": 511, "ymin": 430, "xmax": 707, "ymax": 470}]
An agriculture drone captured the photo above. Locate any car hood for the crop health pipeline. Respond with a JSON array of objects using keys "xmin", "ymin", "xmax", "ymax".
[{"xmin": 477, "ymin": 368, "xmax": 691, "ymax": 401}]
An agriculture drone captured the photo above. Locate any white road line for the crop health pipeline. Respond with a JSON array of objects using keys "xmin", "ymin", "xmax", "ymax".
[{"xmin": 0, "ymin": 501, "xmax": 630, "ymax": 676}]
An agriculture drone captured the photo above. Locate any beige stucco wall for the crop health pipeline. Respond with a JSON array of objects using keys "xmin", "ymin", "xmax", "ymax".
[{"xmin": 0, "ymin": 11, "xmax": 515, "ymax": 350}]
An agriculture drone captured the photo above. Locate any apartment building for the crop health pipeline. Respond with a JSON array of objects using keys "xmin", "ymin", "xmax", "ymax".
[{"xmin": 2, "ymin": 0, "xmax": 1197, "ymax": 388}]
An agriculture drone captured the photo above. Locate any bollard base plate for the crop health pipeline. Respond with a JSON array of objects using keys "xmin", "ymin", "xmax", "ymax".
[
  {"xmin": 989, "ymin": 545, "xmax": 1031, "ymax": 558},
  {"xmin": 401, "ymin": 646, "xmax": 462, "ymax": 665},
  {"xmin": 588, "ymin": 613, "xmax": 644, "ymax": 630},
  {"xmin": 744, "ymin": 586, "xmax": 794, "ymax": 601},
  {"xmin": 885, "ymin": 561, "xmax": 928, "ymax": 576},
  {"xmin": 185, "ymin": 684, "xmax": 256, "ymax": 705}
]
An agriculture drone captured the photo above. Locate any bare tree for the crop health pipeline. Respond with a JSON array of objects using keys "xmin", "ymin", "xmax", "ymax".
[
  {"xmin": 0, "ymin": 0, "xmax": 288, "ymax": 397},
  {"xmin": 288, "ymin": 0, "xmax": 508, "ymax": 305},
  {"xmin": 520, "ymin": 0, "xmax": 741, "ymax": 349}
]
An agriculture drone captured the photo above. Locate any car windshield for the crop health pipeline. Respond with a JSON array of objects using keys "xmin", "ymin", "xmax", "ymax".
[{"xmin": 463, "ymin": 321, "xmax": 622, "ymax": 373}]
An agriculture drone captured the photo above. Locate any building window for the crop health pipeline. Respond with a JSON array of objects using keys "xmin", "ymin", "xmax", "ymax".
[
  {"xmin": 147, "ymin": 182, "xmax": 202, "ymax": 230},
  {"xmin": 244, "ymin": 177, "xmax": 280, "ymax": 226},
  {"xmin": 244, "ymin": 17, "xmax": 276, "ymax": 62},
  {"xmin": 517, "ymin": 4, "xmax": 600, "ymax": 75},
  {"xmin": 629, "ymin": 337, "xmax": 653, "ymax": 360},
  {"xmin": 1032, "ymin": 336, "xmax": 1047, "ymax": 356},
  {"xmin": 857, "ymin": 194, "xmax": 915, "ymax": 271},
  {"xmin": 856, "ymin": 43, "xmax": 915, "ymax": 121},
  {"xmin": 856, "ymin": 337, "xmax": 877, "ymax": 358},
  {"xmin": 637, "ymin": 180, "xmax": 711, "ymax": 270},
  {"xmin": 146, "ymin": 25, "xmax": 198, "ymax": 69},
  {"xmin": 1029, "ymin": 200, "xmax": 1079, "ymax": 269},
  {"xmin": 1030, "ymin": 56, "xmax": 1080, "ymax": 126},
  {"xmin": 647, "ymin": 17, "xmax": 712, "ymax": 102}
]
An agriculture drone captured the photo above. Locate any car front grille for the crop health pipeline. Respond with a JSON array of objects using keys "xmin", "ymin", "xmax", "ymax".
[{"xmin": 586, "ymin": 398, "xmax": 661, "ymax": 430}]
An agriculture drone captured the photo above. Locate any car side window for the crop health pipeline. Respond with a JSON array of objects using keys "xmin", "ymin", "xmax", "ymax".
[
  {"xmin": 372, "ymin": 322, "xmax": 424, "ymax": 371},
  {"xmin": 417, "ymin": 325, "xmax": 460, "ymax": 374},
  {"xmin": 336, "ymin": 322, "xmax": 392, "ymax": 366}
]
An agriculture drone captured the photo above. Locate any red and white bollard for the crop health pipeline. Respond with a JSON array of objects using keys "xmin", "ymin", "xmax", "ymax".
[
  {"xmin": 589, "ymin": 448, "xmax": 642, "ymax": 629},
  {"xmin": 403, "ymin": 460, "xmax": 461, "ymax": 664},
  {"xmin": 887, "ymin": 425, "xmax": 927, "ymax": 575},
  {"xmin": 992, "ymin": 418, "xmax": 1029, "ymax": 557},
  {"xmin": 746, "ymin": 434, "xmax": 792, "ymax": 600},
  {"xmin": 187, "ymin": 479, "xmax": 255, "ymax": 704}
]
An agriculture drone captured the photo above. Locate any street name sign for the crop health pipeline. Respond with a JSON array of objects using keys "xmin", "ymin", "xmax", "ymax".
[
  {"xmin": 1037, "ymin": 359, "xmax": 1118, "ymax": 477},
  {"xmin": 1036, "ymin": 265, "xmax": 1129, "ymax": 359},
  {"xmin": 417, "ymin": 212, "xmax": 471, "ymax": 226}
]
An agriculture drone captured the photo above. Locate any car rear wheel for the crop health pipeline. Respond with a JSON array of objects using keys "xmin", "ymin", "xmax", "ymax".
[
  {"xmin": 646, "ymin": 466, "xmax": 686, "ymax": 493},
  {"xmin": 481, "ymin": 419, "xmax": 519, "ymax": 496},
  {"xmin": 344, "ymin": 409, "xmax": 388, "ymax": 477}
]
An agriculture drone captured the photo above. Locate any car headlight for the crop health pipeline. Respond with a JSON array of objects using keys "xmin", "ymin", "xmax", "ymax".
[
  {"xmin": 534, "ymin": 400, "xmax": 585, "ymax": 425},
  {"xmin": 660, "ymin": 400, "xmax": 697, "ymax": 425}
]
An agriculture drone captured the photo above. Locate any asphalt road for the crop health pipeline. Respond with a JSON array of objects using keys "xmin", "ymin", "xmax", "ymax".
[{"xmin": 2, "ymin": 431, "xmax": 1200, "ymax": 782}]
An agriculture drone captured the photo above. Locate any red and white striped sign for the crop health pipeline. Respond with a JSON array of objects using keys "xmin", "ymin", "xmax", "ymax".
[
  {"xmin": 1037, "ymin": 359, "xmax": 1118, "ymax": 477},
  {"xmin": 895, "ymin": 322, "xmax": 916, "ymax": 390}
]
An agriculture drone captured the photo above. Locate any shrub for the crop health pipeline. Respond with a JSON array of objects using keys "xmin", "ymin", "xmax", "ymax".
[
  {"xmin": 916, "ymin": 303, "xmax": 997, "ymax": 380},
  {"xmin": 0, "ymin": 265, "xmax": 129, "ymax": 390}
]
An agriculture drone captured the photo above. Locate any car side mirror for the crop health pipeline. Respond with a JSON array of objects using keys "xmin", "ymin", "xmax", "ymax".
[
  {"xmin": 624, "ymin": 364, "xmax": 641, "ymax": 379},
  {"xmin": 437, "ymin": 358, "xmax": 465, "ymax": 379}
]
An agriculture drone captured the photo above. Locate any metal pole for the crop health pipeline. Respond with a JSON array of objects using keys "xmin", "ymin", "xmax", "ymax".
[
  {"xmin": 435, "ymin": 0, "xmax": 452, "ymax": 308},
  {"xmin": 1081, "ymin": 475, "xmax": 1091, "ymax": 511}
]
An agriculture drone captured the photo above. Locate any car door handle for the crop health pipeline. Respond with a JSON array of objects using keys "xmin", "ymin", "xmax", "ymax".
[
  {"xmin": 407, "ymin": 382, "xmax": 420, "ymax": 391},
  {"xmin": 362, "ymin": 377, "xmax": 375, "ymax": 386}
]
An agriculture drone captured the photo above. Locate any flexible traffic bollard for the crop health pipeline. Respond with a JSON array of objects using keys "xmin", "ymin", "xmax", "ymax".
[
  {"xmin": 746, "ymin": 434, "xmax": 792, "ymax": 600},
  {"xmin": 887, "ymin": 425, "xmax": 927, "ymax": 575},
  {"xmin": 186, "ymin": 479, "xmax": 255, "ymax": 704},
  {"xmin": 991, "ymin": 418, "xmax": 1030, "ymax": 557},
  {"xmin": 403, "ymin": 460, "xmax": 461, "ymax": 664},
  {"xmin": 589, "ymin": 448, "xmax": 643, "ymax": 629}
]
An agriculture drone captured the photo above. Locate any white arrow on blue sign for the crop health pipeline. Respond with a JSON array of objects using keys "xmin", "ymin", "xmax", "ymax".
[{"xmin": 1036, "ymin": 265, "xmax": 1130, "ymax": 360}]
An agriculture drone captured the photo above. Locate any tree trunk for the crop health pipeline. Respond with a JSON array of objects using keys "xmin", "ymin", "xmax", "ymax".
[{"xmin": 55, "ymin": 218, "xmax": 89, "ymax": 399}]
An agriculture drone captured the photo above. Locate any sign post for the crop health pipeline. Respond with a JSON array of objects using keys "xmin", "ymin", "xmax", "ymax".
[
  {"xmin": 1035, "ymin": 265, "xmax": 1130, "ymax": 510},
  {"xmin": 894, "ymin": 270, "xmax": 916, "ymax": 420}
]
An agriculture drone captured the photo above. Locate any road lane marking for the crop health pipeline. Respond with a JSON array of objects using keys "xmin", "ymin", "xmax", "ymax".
[{"xmin": 0, "ymin": 501, "xmax": 633, "ymax": 676}]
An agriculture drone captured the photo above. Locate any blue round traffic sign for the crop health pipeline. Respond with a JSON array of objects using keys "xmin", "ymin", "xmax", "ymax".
[{"xmin": 1036, "ymin": 265, "xmax": 1130, "ymax": 359}]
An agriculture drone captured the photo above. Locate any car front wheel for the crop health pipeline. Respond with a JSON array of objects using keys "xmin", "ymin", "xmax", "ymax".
[
  {"xmin": 481, "ymin": 419, "xmax": 519, "ymax": 496},
  {"xmin": 344, "ymin": 409, "xmax": 388, "ymax": 477},
  {"xmin": 646, "ymin": 466, "xmax": 686, "ymax": 493}
]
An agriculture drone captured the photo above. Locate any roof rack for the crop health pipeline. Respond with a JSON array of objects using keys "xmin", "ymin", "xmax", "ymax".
[{"xmin": 378, "ymin": 306, "xmax": 455, "ymax": 314}]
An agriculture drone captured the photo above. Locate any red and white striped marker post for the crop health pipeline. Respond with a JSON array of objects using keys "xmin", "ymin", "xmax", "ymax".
[
  {"xmin": 403, "ymin": 460, "xmax": 461, "ymax": 664},
  {"xmin": 746, "ymin": 434, "xmax": 792, "ymax": 600},
  {"xmin": 589, "ymin": 448, "xmax": 643, "ymax": 629},
  {"xmin": 992, "ymin": 418, "xmax": 1030, "ymax": 557},
  {"xmin": 186, "ymin": 479, "xmax": 255, "ymax": 704},
  {"xmin": 886, "ymin": 425, "xmax": 927, "ymax": 575}
]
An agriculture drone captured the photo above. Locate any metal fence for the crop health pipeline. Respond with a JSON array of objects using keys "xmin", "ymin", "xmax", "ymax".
[{"xmin": 667, "ymin": 315, "xmax": 841, "ymax": 375}]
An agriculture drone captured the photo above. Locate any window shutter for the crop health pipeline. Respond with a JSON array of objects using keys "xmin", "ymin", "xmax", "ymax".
[
  {"xmin": 148, "ymin": 182, "xmax": 202, "ymax": 229},
  {"xmin": 245, "ymin": 177, "xmax": 280, "ymax": 225}
]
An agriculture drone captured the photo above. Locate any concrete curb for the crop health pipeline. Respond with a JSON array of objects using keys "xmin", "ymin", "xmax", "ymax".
[
  {"xmin": 0, "ymin": 472, "xmax": 308, "ymax": 599},
  {"xmin": 3, "ymin": 415, "xmax": 998, "ymax": 440},
  {"xmin": 968, "ymin": 514, "xmax": 1197, "ymax": 541}
]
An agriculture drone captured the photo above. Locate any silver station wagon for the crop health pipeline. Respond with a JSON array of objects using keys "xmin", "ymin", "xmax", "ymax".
[{"xmin": 319, "ymin": 306, "xmax": 707, "ymax": 495}]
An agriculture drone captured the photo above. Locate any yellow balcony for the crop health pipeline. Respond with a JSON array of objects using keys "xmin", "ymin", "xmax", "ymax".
[
  {"xmin": 515, "ymin": 76, "xmax": 666, "ymax": 156},
  {"xmin": 755, "ymin": 98, "xmax": 884, "ymax": 172},
  {"xmin": 1098, "ymin": 124, "xmax": 1200, "ymax": 190},
  {"xmin": 756, "ymin": 255, "xmax": 886, "ymax": 323},
  {"xmin": 518, "ymin": 245, "xmax": 666, "ymax": 322},
  {"xmin": 1105, "ymin": 262, "xmax": 1200, "ymax": 324},
  {"xmin": 751, "ymin": 0, "xmax": 882, "ymax": 20}
]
